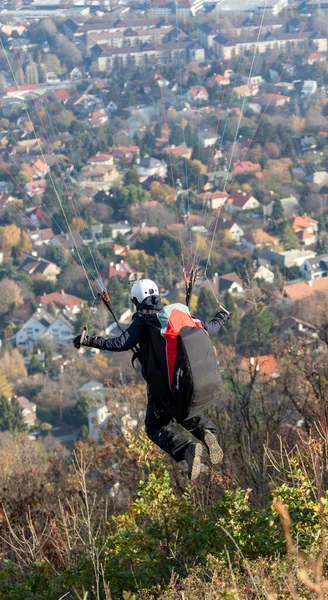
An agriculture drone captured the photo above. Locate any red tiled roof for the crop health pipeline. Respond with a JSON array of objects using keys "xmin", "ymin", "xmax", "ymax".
[
  {"xmin": 290, "ymin": 214, "xmax": 318, "ymax": 231},
  {"xmin": 240, "ymin": 354, "xmax": 279, "ymax": 378},
  {"xmin": 233, "ymin": 161, "xmax": 261, "ymax": 174},
  {"xmin": 53, "ymin": 90, "xmax": 70, "ymax": 102},
  {"xmin": 37, "ymin": 290, "xmax": 85, "ymax": 308},
  {"xmin": 229, "ymin": 190, "xmax": 255, "ymax": 207},
  {"xmin": 284, "ymin": 278, "xmax": 328, "ymax": 302}
]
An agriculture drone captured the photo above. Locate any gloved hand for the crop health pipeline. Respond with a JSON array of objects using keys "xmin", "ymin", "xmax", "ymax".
[
  {"xmin": 73, "ymin": 334, "xmax": 82, "ymax": 349},
  {"xmin": 73, "ymin": 335, "xmax": 105, "ymax": 350}
]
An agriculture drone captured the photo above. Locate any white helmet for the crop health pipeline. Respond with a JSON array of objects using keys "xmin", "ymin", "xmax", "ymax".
[{"xmin": 130, "ymin": 279, "xmax": 159, "ymax": 306}]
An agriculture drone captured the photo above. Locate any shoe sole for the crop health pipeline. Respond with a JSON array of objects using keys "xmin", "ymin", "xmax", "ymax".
[
  {"xmin": 204, "ymin": 433, "xmax": 223, "ymax": 465},
  {"xmin": 190, "ymin": 443, "xmax": 203, "ymax": 481}
]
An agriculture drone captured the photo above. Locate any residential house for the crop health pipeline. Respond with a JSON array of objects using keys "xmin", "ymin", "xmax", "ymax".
[
  {"xmin": 186, "ymin": 85, "xmax": 209, "ymax": 103},
  {"xmin": 300, "ymin": 253, "xmax": 328, "ymax": 280},
  {"xmin": 215, "ymin": 219, "xmax": 244, "ymax": 242},
  {"xmin": 264, "ymin": 196, "xmax": 300, "ymax": 218},
  {"xmin": 254, "ymin": 265, "xmax": 275, "ymax": 283},
  {"xmin": 257, "ymin": 93, "xmax": 290, "ymax": 107},
  {"xmin": 12, "ymin": 139, "xmax": 41, "ymax": 155},
  {"xmin": 136, "ymin": 156, "xmax": 167, "ymax": 182},
  {"xmin": 15, "ymin": 308, "xmax": 74, "ymax": 346},
  {"xmin": 214, "ymin": 272, "xmax": 244, "ymax": 294},
  {"xmin": 87, "ymin": 152, "xmax": 114, "ymax": 166},
  {"xmin": 80, "ymin": 164, "xmax": 120, "ymax": 190},
  {"xmin": 19, "ymin": 254, "xmax": 60, "ymax": 281},
  {"xmin": 31, "ymin": 159, "xmax": 50, "ymax": 178},
  {"xmin": 109, "ymin": 222, "xmax": 131, "ymax": 239},
  {"xmin": 305, "ymin": 171, "xmax": 328, "ymax": 186},
  {"xmin": 240, "ymin": 229, "xmax": 279, "ymax": 252},
  {"xmin": 302, "ymin": 80, "xmax": 317, "ymax": 96},
  {"xmin": 283, "ymin": 278, "xmax": 328, "ymax": 302},
  {"xmin": 101, "ymin": 260, "xmax": 141, "ymax": 281},
  {"xmin": 70, "ymin": 67, "xmax": 83, "ymax": 80},
  {"xmin": 227, "ymin": 190, "xmax": 261, "ymax": 213},
  {"xmin": 111, "ymin": 145, "xmax": 139, "ymax": 163},
  {"xmin": 239, "ymin": 355, "xmax": 280, "ymax": 381},
  {"xmin": 200, "ymin": 129, "xmax": 219, "ymax": 148},
  {"xmin": 16, "ymin": 396, "xmax": 37, "ymax": 428},
  {"xmin": 206, "ymin": 73, "xmax": 230, "ymax": 87},
  {"xmin": 29, "ymin": 228, "xmax": 55, "ymax": 246},
  {"xmin": 24, "ymin": 179, "xmax": 47, "ymax": 197},
  {"xmin": 290, "ymin": 214, "xmax": 318, "ymax": 246},
  {"xmin": 49, "ymin": 231, "xmax": 85, "ymax": 251},
  {"xmin": 279, "ymin": 316, "xmax": 319, "ymax": 345},
  {"xmin": 234, "ymin": 84, "xmax": 259, "ymax": 98},
  {"xmin": 90, "ymin": 109, "xmax": 109, "ymax": 127},
  {"xmin": 233, "ymin": 161, "xmax": 261, "ymax": 175},
  {"xmin": 36, "ymin": 290, "xmax": 86, "ymax": 314},
  {"xmin": 258, "ymin": 248, "xmax": 316, "ymax": 268},
  {"xmin": 88, "ymin": 404, "xmax": 109, "ymax": 440},
  {"xmin": 306, "ymin": 52, "xmax": 326, "ymax": 64},
  {"xmin": 198, "ymin": 191, "xmax": 228, "ymax": 210},
  {"xmin": 300, "ymin": 136, "xmax": 317, "ymax": 152},
  {"xmin": 163, "ymin": 145, "xmax": 193, "ymax": 160}
]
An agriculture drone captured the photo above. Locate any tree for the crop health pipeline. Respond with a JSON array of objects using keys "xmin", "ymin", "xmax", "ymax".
[
  {"xmin": 0, "ymin": 397, "xmax": 26, "ymax": 432},
  {"xmin": 2, "ymin": 349, "xmax": 27, "ymax": 381},
  {"xmin": 54, "ymin": 34, "xmax": 82, "ymax": 70},
  {"xmin": 71, "ymin": 217, "xmax": 88, "ymax": 232},
  {"xmin": 237, "ymin": 308, "xmax": 275, "ymax": 353},
  {"xmin": 223, "ymin": 292, "xmax": 240, "ymax": 334},
  {"xmin": 280, "ymin": 222, "xmax": 299, "ymax": 250},
  {"xmin": 0, "ymin": 369, "xmax": 13, "ymax": 399},
  {"xmin": 196, "ymin": 287, "xmax": 218, "ymax": 322},
  {"xmin": 0, "ymin": 224, "xmax": 21, "ymax": 251},
  {"xmin": 12, "ymin": 230, "xmax": 32, "ymax": 261},
  {"xmin": 271, "ymin": 198, "xmax": 284, "ymax": 222},
  {"xmin": 169, "ymin": 125, "xmax": 184, "ymax": 146},
  {"xmin": 0, "ymin": 279, "xmax": 23, "ymax": 313},
  {"xmin": 150, "ymin": 182, "xmax": 175, "ymax": 204}
]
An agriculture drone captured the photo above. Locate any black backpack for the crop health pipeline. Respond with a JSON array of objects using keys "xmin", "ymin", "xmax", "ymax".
[{"xmin": 137, "ymin": 302, "xmax": 222, "ymax": 422}]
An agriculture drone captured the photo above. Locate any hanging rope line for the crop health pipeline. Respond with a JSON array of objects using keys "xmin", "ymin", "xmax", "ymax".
[{"xmin": 2, "ymin": 39, "xmax": 102, "ymax": 296}]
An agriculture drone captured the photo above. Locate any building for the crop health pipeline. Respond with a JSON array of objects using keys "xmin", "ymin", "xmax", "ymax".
[
  {"xmin": 240, "ymin": 355, "xmax": 280, "ymax": 381},
  {"xmin": 290, "ymin": 214, "xmax": 318, "ymax": 246},
  {"xmin": 213, "ymin": 30, "xmax": 327, "ymax": 61},
  {"xmin": 186, "ymin": 85, "xmax": 209, "ymax": 103},
  {"xmin": 258, "ymin": 248, "xmax": 316, "ymax": 269},
  {"xmin": 15, "ymin": 308, "xmax": 74, "ymax": 347},
  {"xmin": 198, "ymin": 191, "xmax": 228, "ymax": 210},
  {"xmin": 283, "ymin": 277, "xmax": 328, "ymax": 302},
  {"xmin": 36, "ymin": 290, "xmax": 86, "ymax": 314},
  {"xmin": 214, "ymin": 272, "xmax": 244, "ymax": 294},
  {"xmin": 240, "ymin": 230, "xmax": 279, "ymax": 252},
  {"xmin": 136, "ymin": 157, "xmax": 167, "ymax": 182},
  {"xmin": 16, "ymin": 396, "xmax": 37, "ymax": 428},
  {"xmin": 302, "ymin": 80, "xmax": 317, "ymax": 96},
  {"xmin": 233, "ymin": 161, "xmax": 261, "ymax": 175},
  {"xmin": 227, "ymin": 190, "xmax": 261, "ymax": 213},
  {"xmin": 299, "ymin": 254, "xmax": 328, "ymax": 280},
  {"xmin": 254, "ymin": 265, "xmax": 275, "ymax": 283},
  {"xmin": 215, "ymin": 219, "xmax": 244, "ymax": 242},
  {"xmin": 19, "ymin": 254, "xmax": 60, "ymax": 281},
  {"xmin": 88, "ymin": 404, "xmax": 109, "ymax": 440},
  {"xmin": 279, "ymin": 316, "xmax": 319, "ymax": 345}
]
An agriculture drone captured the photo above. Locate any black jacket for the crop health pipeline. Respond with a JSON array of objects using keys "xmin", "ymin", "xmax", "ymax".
[{"xmin": 83, "ymin": 295, "xmax": 229, "ymax": 353}]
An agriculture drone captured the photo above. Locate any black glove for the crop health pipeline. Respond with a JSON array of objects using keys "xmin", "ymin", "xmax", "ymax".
[{"xmin": 73, "ymin": 335, "xmax": 105, "ymax": 350}]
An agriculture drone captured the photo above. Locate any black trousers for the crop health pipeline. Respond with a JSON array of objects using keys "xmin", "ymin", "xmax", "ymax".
[{"xmin": 145, "ymin": 389, "xmax": 217, "ymax": 462}]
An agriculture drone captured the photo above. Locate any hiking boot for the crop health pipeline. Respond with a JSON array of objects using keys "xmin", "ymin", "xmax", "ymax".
[
  {"xmin": 204, "ymin": 431, "xmax": 223, "ymax": 465},
  {"xmin": 184, "ymin": 443, "xmax": 203, "ymax": 481}
]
